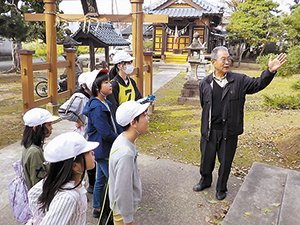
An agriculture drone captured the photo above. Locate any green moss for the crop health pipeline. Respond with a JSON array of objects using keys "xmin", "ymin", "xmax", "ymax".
[{"xmin": 137, "ymin": 70, "xmax": 300, "ymax": 172}]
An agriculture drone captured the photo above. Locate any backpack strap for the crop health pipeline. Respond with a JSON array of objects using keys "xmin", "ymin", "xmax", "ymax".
[
  {"xmin": 97, "ymin": 146, "xmax": 130, "ymax": 225},
  {"xmin": 21, "ymin": 146, "xmax": 35, "ymax": 176}
]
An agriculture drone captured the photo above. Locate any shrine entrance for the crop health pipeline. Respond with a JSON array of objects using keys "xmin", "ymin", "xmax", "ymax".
[{"xmin": 21, "ymin": 0, "xmax": 168, "ymax": 113}]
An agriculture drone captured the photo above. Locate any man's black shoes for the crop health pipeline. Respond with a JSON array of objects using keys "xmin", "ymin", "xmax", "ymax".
[
  {"xmin": 216, "ymin": 190, "xmax": 226, "ymax": 200},
  {"xmin": 193, "ymin": 182, "xmax": 211, "ymax": 192}
]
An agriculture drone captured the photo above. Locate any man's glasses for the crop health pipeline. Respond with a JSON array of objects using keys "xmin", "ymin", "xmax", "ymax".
[{"xmin": 218, "ymin": 58, "xmax": 231, "ymax": 63}]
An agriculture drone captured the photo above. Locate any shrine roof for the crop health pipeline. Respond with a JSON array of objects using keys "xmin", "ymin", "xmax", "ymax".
[
  {"xmin": 121, "ymin": 24, "xmax": 152, "ymax": 36},
  {"xmin": 72, "ymin": 22, "xmax": 130, "ymax": 46},
  {"xmin": 144, "ymin": 0, "xmax": 222, "ymax": 18}
]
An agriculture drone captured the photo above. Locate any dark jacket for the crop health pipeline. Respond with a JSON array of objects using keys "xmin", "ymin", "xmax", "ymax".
[
  {"xmin": 107, "ymin": 74, "xmax": 143, "ymax": 114},
  {"xmin": 199, "ymin": 69, "xmax": 276, "ymax": 140},
  {"xmin": 82, "ymin": 96, "xmax": 123, "ymax": 159}
]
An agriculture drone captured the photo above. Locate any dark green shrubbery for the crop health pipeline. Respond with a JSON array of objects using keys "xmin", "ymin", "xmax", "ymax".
[
  {"xmin": 262, "ymin": 93, "xmax": 300, "ymax": 109},
  {"xmin": 256, "ymin": 46, "xmax": 300, "ymax": 77},
  {"xmin": 291, "ymin": 79, "xmax": 300, "ymax": 90}
]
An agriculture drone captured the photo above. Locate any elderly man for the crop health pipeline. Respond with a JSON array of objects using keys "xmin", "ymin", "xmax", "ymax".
[{"xmin": 193, "ymin": 46, "xmax": 287, "ymax": 200}]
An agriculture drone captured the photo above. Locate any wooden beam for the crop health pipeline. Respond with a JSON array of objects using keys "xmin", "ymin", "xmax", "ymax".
[
  {"xmin": 143, "ymin": 64, "xmax": 150, "ymax": 72},
  {"xmin": 144, "ymin": 14, "xmax": 168, "ymax": 23},
  {"xmin": 24, "ymin": 13, "xmax": 45, "ymax": 21},
  {"xmin": 32, "ymin": 62, "xmax": 51, "ymax": 71},
  {"xmin": 57, "ymin": 60, "xmax": 70, "ymax": 68},
  {"xmin": 24, "ymin": 13, "xmax": 168, "ymax": 23}
]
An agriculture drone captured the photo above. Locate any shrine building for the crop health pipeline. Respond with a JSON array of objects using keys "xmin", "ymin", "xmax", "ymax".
[{"xmin": 144, "ymin": 0, "xmax": 225, "ymax": 60}]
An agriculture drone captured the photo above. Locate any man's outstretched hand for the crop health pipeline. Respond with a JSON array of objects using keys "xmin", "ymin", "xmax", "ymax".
[{"xmin": 268, "ymin": 53, "xmax": 287, "ymax": 73}]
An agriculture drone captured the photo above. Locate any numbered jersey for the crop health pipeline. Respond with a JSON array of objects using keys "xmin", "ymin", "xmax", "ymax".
[
  {"xmin": 107, "ymin": 75, "xmax": 143, "ymax": 114},
  {"xmin": 118, "ymin": 78, "xmax": 136, "ymax": 105}
]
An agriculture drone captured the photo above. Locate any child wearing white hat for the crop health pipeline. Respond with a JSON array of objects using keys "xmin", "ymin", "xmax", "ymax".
[
  {"xmin": 82, "ymin": 71, "xmax": 123, "ymax": 219},
  {"xmin": 109, "ymin": 100, "xmax": 150, "ymax": 225},
  {"xmin": 58, "ymin": 69, "xmax": 103, "ymax": 194},
  {"xmin": 21, "ymin": 108, "xmax": 60, "ymax": 190},
  {"xmin": 107, "ymin": 52, "xmax": 143, "ymax": 114},
  {"xmin": 27, "ymin": 132, "xmax": 99, "ymax": 225}
]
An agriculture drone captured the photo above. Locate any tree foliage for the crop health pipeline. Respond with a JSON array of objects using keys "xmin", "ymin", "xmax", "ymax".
[
  {"xmin": 226, "ymin": 0, "xmax": 282, "ymax": 56},
  {"xmin": 221, "ymin": 0, "xmax": 246, "ymax": 14},
  {"xmin": 0, "ymin": 0, "xmax": 65, "ymax": 43},
  {"xmin": 0, "ymin": 0, "xmax": 66, "ymax": 72},
  {"xmin": 256, "ymin": 45, "xmax": 300, "ymax": 77},
  {"xmin": 282, "ymin": 4, "xmax": 300, "ymax": 48}
]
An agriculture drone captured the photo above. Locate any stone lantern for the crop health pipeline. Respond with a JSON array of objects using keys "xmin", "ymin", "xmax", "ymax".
[
  {"xmin": 185, "ymin": 32, "xmax": 207, "ymax": 81},
  {"xmin": 178, "ymin": 32, "xmax": 208, "ymax": 105}
]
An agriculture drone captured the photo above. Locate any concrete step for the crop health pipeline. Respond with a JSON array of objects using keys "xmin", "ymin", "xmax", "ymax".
[
  {"xmin": 222, "ymin": 162, "xmax": 300, "ymax": 225},
  {"xmin": 158, "ymin": 66, "xmax": 188, "ymax": 72},
  {"xmin": 157, "ymin": 64, "xmax": 189, "ymax": 72},
  {"xmin": 165, "ymin": 54, "xmax": 187, "ymax": 64},
  {"xmin": 278, "ymin": 170, "xmax": 300, "ymax": 224}
]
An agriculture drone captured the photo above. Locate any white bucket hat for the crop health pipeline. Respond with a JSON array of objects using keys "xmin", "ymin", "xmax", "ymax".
[
  {"xmin": 44, "ymin": 132, "xmax": 99, "ymax": 163},
  {"xmin": 113, "ymin": 52, "xmax": 135, "ymax": 65},
  {"xmin": 23, "ymin": 108, "xmax": 60, "ymax": 127},
  {"xmin": 116, "ymin": 100, "xmax": 150, "ymax": 127}
]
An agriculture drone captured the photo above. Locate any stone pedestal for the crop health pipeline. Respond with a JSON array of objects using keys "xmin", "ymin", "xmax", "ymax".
[{"xmin": 178, "ymin": 80, "xmax": 200, "ymax": 105}]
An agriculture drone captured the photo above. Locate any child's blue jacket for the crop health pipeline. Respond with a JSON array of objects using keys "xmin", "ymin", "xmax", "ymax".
[{"xmin": 83, "ymin": 96, "xmax": 123, "ymax": 159}]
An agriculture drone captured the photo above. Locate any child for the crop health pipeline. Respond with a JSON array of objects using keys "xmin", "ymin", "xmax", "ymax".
[
  {"xmin": 27, "ymin": 132, "xmax": 99, "ymax": 224},
  {"xmin": 82, "ymin": 71, "xmax": 123, "ymax": 218},
  {"xmin": 58, "ymin": 70, "xmax": 101, "ymax": 193},
  {"xmin": 109, "ymin": 100, "xmax": 150, "ymax": 225},
  {"xmin": 107, "ymin": 52, "xmax": 143, "ymax": 114},
  {"xmin": 21, "ymin": 108, "xmax": 59, "ymax": 190},
  {"xmin": 58, "ymin": 70, "xmax": 96, "ymax": 138}
]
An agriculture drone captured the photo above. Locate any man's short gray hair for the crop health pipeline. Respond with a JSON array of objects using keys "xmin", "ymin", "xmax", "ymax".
[{"xmin": 211, "ymin": 46, "xmax": 229, "ymax": 60}]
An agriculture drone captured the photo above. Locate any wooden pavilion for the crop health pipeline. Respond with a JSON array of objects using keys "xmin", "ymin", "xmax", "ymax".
[
  {"xmin": 144, "ymin": 0, "xmax": 225, "ymax": 59},
  {"xmin": 72, "ymin": 22, "xmax": 131, "ymax": 71}
]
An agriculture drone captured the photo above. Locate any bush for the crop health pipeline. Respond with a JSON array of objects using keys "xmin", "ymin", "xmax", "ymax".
[
  {"xmin": 143, "ymin": 40, "xmax": 153, "ymax": 51},
  {"xmin": 262, "ymin": 93, "xmax": 300, "ymax": 109},
  {"xmin": 256, "ymin": 46, "xmax": 300, "ymax": 77},
  {"xmin": 23, "ymin": 40, "xmax": 65, "ymax": 59},
  {"xmin": 76, "ymin": 46, "xmax": 90, "ymax": 56},
  {"xmin": 291, "ymin": 79, "xmax": 300, "ymax": 90}
]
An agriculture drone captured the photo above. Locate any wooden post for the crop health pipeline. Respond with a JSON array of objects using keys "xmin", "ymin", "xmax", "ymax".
[
  {"xmin": 65, "ymin": 48, "xmax": 76, "ymax": 94},
  {"xmin": 144, "ymin": 51, "xmax": 153, "ymax": 97},
  {"xmin": 162, "ymin": 27, "xmax": 166, "ymax": 61},
  {"xmin": 89, "ymin": 39, "xmax": 95, "ymax": 71},
  {"xmin": 44, "ymin": 0, "xmax": 58, "ymax": 109},
  {"xmin": 18, "ymin": 50, "xmax": 35, "ymax": 113},
  {"xmin": 131, "ymin": 0, "xmax": 144, "ymax": 96}
]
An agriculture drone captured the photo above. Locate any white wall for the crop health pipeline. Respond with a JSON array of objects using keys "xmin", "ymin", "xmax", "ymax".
[{"xmin": 0, "ymin": 37, "xmax": 12, "ymax": 56}]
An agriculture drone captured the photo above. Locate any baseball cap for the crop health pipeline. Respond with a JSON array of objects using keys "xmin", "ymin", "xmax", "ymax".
[
  {"xmin": 78, "ymin": 71, "xmax": 97, "ymax": 91},
  {"xmin": 113, "ymin": 52, "xmax": 135, "ymax": 65},
  {"xmin": 44, "ymin": 132, "xmax": 99, "ymax": 163},
  {"xmin": 23, "ymin": 108, "xmax": 60, "ymax": 127},
  {"xmin": 116, "ymin": 100, "xmax": 150, "ymax": 127}
]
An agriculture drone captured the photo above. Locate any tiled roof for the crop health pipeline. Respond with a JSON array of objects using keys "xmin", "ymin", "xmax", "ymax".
[
  {"xmin": 149, "ymin": 8, "xmax": 204, "ymax": 18},
  {"xmin": 72, "ymin": 22, "xmax": 130, "ymax": 46},
  {"xmin": 121, "ymin": 24, "xmax": 152, "ymax": 36},
  {"xmin": 144, "ymin": 0, "xmax": 221, "ymax": 17}
]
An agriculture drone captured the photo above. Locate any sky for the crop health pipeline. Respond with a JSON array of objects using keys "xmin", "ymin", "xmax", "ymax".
[
  {"xmin": 59, "ymin": 0, "xmax": 297, "ymax": 32},
  {"xmin": 59, "ymin": 0, "xmax": 296, "ymax": 15}
]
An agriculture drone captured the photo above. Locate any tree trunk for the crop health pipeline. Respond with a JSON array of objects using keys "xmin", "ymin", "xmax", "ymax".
[
  {"xmin": 7, "ymin": 40, "xmax": 22, "ymax": 73},
  {"xmin": 259, "ymin": 43, "xmax": 266, "ymax": 57}
]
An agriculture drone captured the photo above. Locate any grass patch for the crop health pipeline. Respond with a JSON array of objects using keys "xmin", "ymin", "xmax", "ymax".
[
  {"xmin": 137, "ymin": 70, "xmax": 300, "ymax": 172},
  {"xmin": 1, "ymin": 68, "xmax": 300, "ymax": 172}
]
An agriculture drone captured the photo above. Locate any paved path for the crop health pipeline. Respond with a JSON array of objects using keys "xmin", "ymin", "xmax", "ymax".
[
  {"xmin": 0, "ymin": 70, "xmax": 242, "ymax": 225},
  {"xmin": 152, "ymin": 71, "xmax": 180, "ymax": 93}
]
